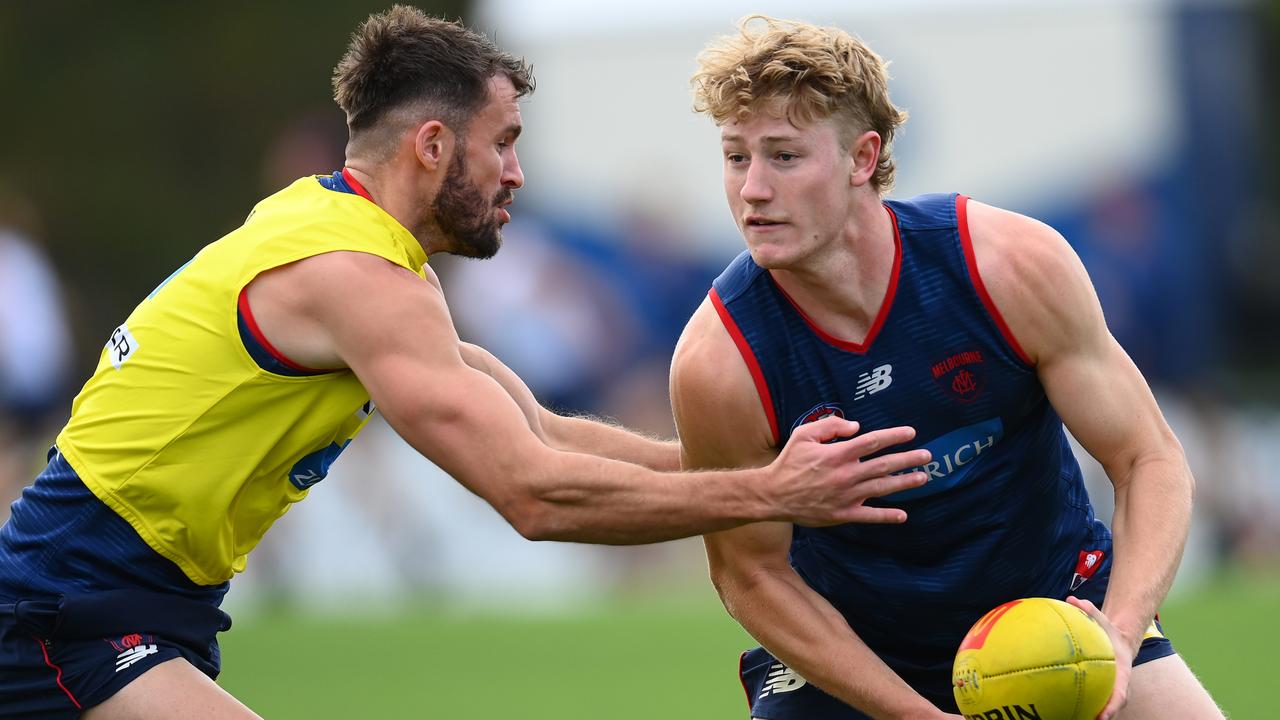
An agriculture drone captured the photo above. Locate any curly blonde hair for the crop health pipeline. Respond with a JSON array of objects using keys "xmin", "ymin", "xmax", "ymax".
[{"xmin": 692, "ymin": 15, "xmax": 908, "ymax": 193}]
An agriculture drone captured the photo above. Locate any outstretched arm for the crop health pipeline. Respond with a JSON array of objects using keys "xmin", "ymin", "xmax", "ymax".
[
  {"xmin": 671, "ymin": 298, "xmax": 948, "ymax": 719},
  {"xmin": 966, "ymin": 200, "xmax": 1195, "ymax": 719},
  {"xmin": 458, "ymin": 341, "xmax": 679, "ymax": 471},
  {"xmin": 245, "ymin": 251, "xmax": 929, "ymax": 544}
]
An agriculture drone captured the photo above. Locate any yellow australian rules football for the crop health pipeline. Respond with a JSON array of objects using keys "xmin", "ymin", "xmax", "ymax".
[{"xmin": 952, "ymin": 597, "xmax": 1115, "ymax": 720}]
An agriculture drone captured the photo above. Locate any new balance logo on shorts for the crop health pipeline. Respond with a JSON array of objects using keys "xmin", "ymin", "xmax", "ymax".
[
  {"xmin": 759, "ymin": 663, "xmax": 807, "ymax": 698},
  {"xmin": 107, "ymin": 633, "xmax": 159, "ymax": 673},
  {"xmin": 115, "ymin": 644, "xmax": 159, "ymax": 672}
]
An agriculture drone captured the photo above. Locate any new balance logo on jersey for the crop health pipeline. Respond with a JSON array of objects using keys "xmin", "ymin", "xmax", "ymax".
[
  {"xmin": 759, "ymin": 663, "xmax": 807, "ymax": 698},
  {"xmin": 115, "ymin": 643, "xmax": 159, "ymax": 672},
  {"xmin": 854, "ymin": 364, "xmax": 893, "ymax": 400}
]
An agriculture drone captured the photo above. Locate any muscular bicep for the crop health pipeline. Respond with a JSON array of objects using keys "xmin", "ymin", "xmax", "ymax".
[
  {"xmin": 458, "ymin": 341, "xmax": 550, "ymax": 441},
  {"xmin": 1042, "ymin": 335, "xmax": 1178, "ymax": 480},
  {"xmin": 967, "ymin": 201, "xmax": 1178, "ymax": 477},
  {"xmin": 302, "ymin": 253, "xmax": 553, "ymax": 500}
]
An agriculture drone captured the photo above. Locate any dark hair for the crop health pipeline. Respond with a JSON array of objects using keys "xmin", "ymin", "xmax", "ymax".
[{"xmin": 332, "ymin": 5, "xmax": 534, "ymax": 134}]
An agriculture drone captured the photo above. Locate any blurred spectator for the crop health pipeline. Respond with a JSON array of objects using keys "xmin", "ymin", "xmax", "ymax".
[
  {"xmin": 0, "ymin": 187, "xmax": 74, "ymax": 521},
  {"xmin": 593, "ymin": 206, "xmax": 724, "ymax": 437},
  {"xmin": 440, "ymin": 217, "xmax": 644, "ymax": 414},
  {"xmin": 449, "ymin": 205, "xmax": 721, "ymax": 434}
]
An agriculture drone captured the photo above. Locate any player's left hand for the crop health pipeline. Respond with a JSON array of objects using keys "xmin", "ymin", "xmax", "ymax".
[{"xmin": 1066, "ymin": 596, "xmax": 1136, "ymax": 720}]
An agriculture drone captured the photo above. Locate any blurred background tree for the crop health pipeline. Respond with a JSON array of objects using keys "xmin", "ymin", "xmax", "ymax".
[{"xmin": 0, "ymin": 1, "xmax": 465, "ymax": 360}]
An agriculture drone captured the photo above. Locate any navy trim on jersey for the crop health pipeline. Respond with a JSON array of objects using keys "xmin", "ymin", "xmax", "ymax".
[
  {"xmin": 239, "ymin": 169, "xmax": 356, "ymax": 378},
  {"xmin": 236, "ymin": 288, "xmax": 328, "ymax": 377},
  {"xmin": 316, "ymin": 169, "xmax": 375, "ymax": 202},
  {"xmin": 317, "ymin": 169, "xmax": 357, "ymax": 196}
]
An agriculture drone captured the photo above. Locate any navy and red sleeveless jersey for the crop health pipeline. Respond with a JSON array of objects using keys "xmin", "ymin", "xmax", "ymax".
[{"xmin": 710, "ymin": 192, "xmax": 1109, "ymax": 669}]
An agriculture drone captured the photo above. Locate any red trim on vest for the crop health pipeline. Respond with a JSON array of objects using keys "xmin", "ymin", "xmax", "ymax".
[
  {"xmin": 237, "ymin": 288, "xmax": 326, "ymax": 373},
  {"xmin": 35, "ymin": 637, "xmax": 82, "ymax": 710},
  {"xmin": 739, "ymin": 650, "xmax": 754, "ymax": 710},
  {"xmin": 770, "ymin": 205, "xmax": 902, "ymax": 354},
  {"xmin": 341, "ymin": 167, "xmax": 375, "ymax": 203},
  {"xmin": 710, "ymin": 288, "xmax": 781, "ymax": 445},
  {"xmin": 956, "ymin": 194, "xmax": 1033, "ymax": 366}
]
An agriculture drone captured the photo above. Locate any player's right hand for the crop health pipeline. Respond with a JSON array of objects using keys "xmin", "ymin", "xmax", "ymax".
[{"xmin": 765, "ymin": 416, "xmax": 930, "ymax": 526}]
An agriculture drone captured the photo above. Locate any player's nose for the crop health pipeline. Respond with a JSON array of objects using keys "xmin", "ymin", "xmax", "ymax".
[
  {"xmin": 503, "ymin": 151, "xmax": 524, "ymax": 189},
  {"xmin": 739, "ymin": 162, "xmax": 772, "ymax": 203}
]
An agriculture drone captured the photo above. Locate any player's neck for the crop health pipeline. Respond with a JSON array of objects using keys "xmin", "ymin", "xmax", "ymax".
[
  {"xmin": 769, "ymin": 200, "xmax": 896, "ymax": 344},
  {"xmin": 343, "ymin": 162, "xmax": 446, "ymax": 255}
]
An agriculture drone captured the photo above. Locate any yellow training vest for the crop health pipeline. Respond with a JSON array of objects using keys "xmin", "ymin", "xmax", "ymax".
[{"xmin": 56, "ymin": 176, "xmax": 428, "ymax": 585}]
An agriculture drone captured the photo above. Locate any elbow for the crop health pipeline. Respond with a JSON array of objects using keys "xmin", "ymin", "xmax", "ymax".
[
  {"xmin": 707, "ymin": 569, "xmax": 740, "ymax": 619},
  {"xmin": 1172, "ymin": 442, "xmax": 1196, "ymax": 501},
  {"xmin": 707, "ymin": 565, "xmax": 731, "ymax": 602},
  {"xmin": 1161, "ymin": 432, "xmax": 1196, "ymax": 503},
  {"xmin": 1118, "ymin": 433, "xmax": 1196, "ymax": 505},
  {"xmin": 707, "ymin": 561, "xmax": 763, "ymax": 612},
  {"xmin": 492, "ymin": 471, "xmax": 578, "ymax": 541},
  {"xmin": 472, "ymin": 443, "xmax": 572, "ymax": 541},
  {"xmin": 493, "ymin": 491, "xmax": 559, "ymax": 541},
  {"xmin": 511, "ymin": 511, "xmax": 558, "ymax": 543}
]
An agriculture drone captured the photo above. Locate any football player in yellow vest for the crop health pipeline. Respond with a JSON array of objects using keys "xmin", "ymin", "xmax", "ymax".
[{"xmin": 0, "ymin": 7, "xmax": 934, "ymax": 719}]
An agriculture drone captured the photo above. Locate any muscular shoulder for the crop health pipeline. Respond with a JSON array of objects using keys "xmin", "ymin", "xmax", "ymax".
[
  {"xmin": 670, "ymin": 296, "xmax": 775, "ymax": 469},
  {"xmin": 246, "ymin": 250, "xmax": 449, "ymax": 370},
  {"xmin": 964, "ymin": 199, "xmax": 1106, "ymax": 365}
]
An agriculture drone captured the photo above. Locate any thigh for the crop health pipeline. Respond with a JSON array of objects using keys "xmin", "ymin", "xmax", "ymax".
[
  {"xmin": 1119, "ymin": 654, "xmax": 1224, "ymax": 720},
  {"xmin": 83, "ymin": 657, "xmax": 260, "ymax": 720}
]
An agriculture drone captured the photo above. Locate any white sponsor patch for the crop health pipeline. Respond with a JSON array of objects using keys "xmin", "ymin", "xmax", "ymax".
[{"xmin": 106, "ymin": 323, "xmax": 139, "ymax": 369}]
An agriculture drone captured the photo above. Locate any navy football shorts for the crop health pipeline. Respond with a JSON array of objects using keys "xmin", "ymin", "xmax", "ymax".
[{"xmin": 0, "ymin": 591, "xmax": 229, "ymax": 719}]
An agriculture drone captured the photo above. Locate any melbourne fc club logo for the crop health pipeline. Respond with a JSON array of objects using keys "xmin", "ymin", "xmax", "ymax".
[
  {"xmin": 930, "ymin": 350, "xmax": 986, "ymax": 403},
  {"xmin": 790, "ymin": 402, "xmax": 845, "ymax": 433}
]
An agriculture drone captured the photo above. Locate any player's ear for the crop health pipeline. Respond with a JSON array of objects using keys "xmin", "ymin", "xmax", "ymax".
[
  {"xmin": 413, "ymin": 120, "xmax": 453, "ymax": 172},
  {"xmin": 849, "ymin": 130, "xmax": 881, "ymax": 187}
]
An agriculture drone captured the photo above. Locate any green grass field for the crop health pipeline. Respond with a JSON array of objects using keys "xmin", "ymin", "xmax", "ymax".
[{"xmin": 219, "ymin": 572, "xmax": 1274, "ymax": 718}]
